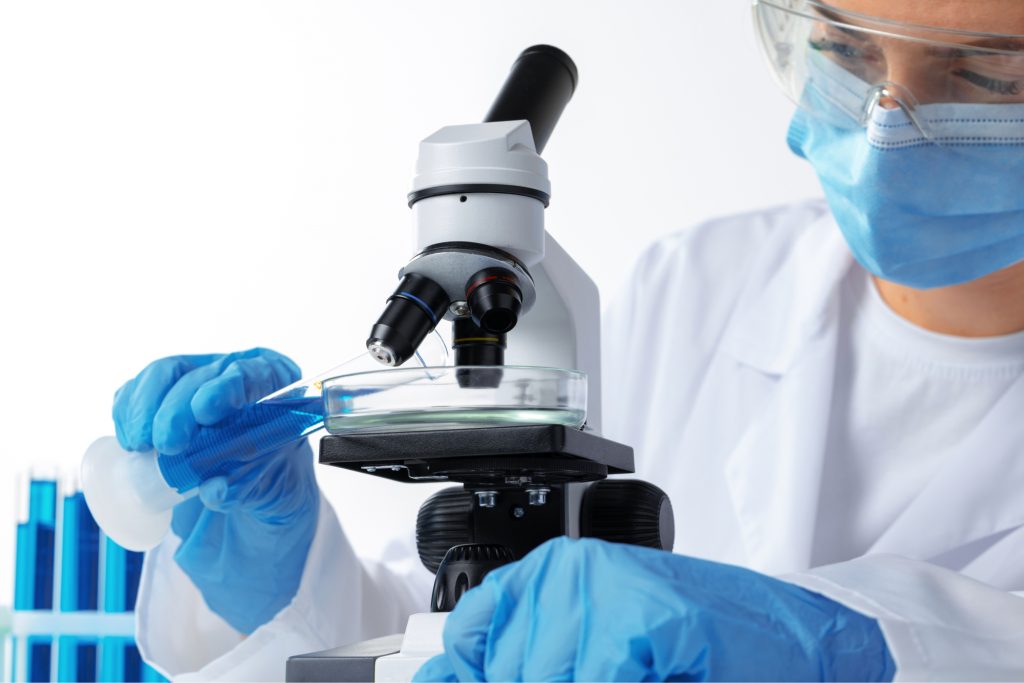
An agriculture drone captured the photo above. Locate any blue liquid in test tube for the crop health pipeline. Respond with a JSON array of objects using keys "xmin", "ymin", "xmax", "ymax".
[
  {"xmin": 98, "ymin": 639, "xmax": 130, "ymax": 683},
  {"xmin": 14, "ymin": 479, "xmax": 57, "ymax": 682},
  {"xmin": 14, "ymin": 480, "xmax": 57, "ymax": 610},
  {"xmin": 157, "ymin": 395, "xmax": 325, "ymax": 492},
  {"xmin": 61, "ymin": 635, "xmax": 99, "ymax": 679},
  {"xmin": 102, "ymin": 537, "xmax": 143, "ymax": 613},
  {"xmin": 74, "ymin": 644, "xmax": 98, "ymax": 682},
  {"xmin": 27, "ymin": 641, "xmax": 52, "ymax": 683},
  {"xmin": 60, "ymin": 492, "xmax": 100, "ymax": 612},
  {"xmin": 99, "ymin": 639, "xmax": 162, "ymax": 683},
  {"xmin": 59, "ymin": 639, "xmax": 98, "ymax": 683},
  {"xmin": 57, "ymin": 491, "xmax": 101, "ymax": 682},
  {"xmin": 100, "ymin": 538, "xmax": 165, "ymax": 682}
]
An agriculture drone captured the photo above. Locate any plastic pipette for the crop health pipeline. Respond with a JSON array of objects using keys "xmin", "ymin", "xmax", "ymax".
[{"xmin": 81, "ymin": 335, "xmax": 447, "ymax": 551}]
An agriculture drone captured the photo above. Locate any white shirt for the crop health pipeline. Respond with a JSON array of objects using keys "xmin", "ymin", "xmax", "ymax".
[{"xmin": 813, "ymin": 267, "xmax": 1024, "ymax": 566}]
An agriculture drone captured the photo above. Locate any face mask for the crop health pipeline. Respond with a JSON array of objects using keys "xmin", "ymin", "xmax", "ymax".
[{"xmin": 787, "ymin": 59, "xmax": 1024, "ymax": 289}]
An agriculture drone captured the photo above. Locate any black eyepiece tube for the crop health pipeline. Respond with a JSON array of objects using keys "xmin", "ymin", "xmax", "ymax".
[{"xmin": 484, "ymin": 45, "xmax": 578, "ymax": 154}]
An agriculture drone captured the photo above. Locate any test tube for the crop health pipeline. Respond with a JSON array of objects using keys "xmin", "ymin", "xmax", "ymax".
[
  {"xmin": 81, "ymin": 337, "xmax": 448, "ymax": 551},
  {"xmin": 14, "ymin": 476, "xmax": 57, "ymax": 610},
  {"xmin": 60, "ymin": 484, "xmax": 100, "ymax": 611},
  {"xmin": 98, "ymin": 638, "xmax": 149, "ymax": 683},
  {"xmin": 98, "ymin": 536, "xmax": 164, "ymax": 682},
  {"xmin": 57, "ymin": 643, "xmax": 97, "ymax": 683},
  {"xmin": 98, "ymin": 641, "xmax": 163, "ymax": 682},
  {"xmin": 57, "ymin": 476, "xmax": 101, "ymax": 682},
  {"xmin": 13, "ymin": 471, "xmax": 58, "ymax": 682},
  {"xmin": 101, "ymin": 537, "xmax": 142, "ymax": 613}
]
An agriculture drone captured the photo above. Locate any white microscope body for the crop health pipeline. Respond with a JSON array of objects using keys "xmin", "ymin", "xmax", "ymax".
[
  {"xmin": 381, "ymin": 119, "xmax": 600, "ymax": 681},
  {"xmin": 404, "ymin": 118, "xmax": 603, "ymax": 432}
]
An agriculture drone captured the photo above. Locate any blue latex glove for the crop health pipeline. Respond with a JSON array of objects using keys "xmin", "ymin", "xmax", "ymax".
[
  {"xmin": 415, "ymin": 537, "xmax": 895, "ymax": 682},
  {"xmin": 112, "ymin": 348, "xmax": 319, "ymax": 634}
]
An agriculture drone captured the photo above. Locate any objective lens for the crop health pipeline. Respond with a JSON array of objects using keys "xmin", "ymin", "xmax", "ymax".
[
  {"xmin": 466, "ymin": 268, "xmax": 523, "ymax": 334},
  {"xmin": 453, "ymin": 317, "xmax": 505, "ymax": 388},
  {"xmin": 367, "ymin": 273, "xmax": 450, "ymax": 367}
]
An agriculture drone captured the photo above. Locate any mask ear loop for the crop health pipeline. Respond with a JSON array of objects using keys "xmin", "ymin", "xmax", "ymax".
[{"xmin": 860, "ymin": 82, "xmax": 934, "ymax": 142}]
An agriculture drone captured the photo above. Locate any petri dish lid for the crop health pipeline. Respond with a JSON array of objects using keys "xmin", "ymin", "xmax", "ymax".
[{"xmin": 322, "ymin": 365, "xmax": 586, "ymax": 434}]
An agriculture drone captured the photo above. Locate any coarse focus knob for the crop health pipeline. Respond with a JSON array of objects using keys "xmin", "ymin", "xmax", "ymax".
[
  {"xmin": 580, "ymin": 480, "xmax": 675, "ymax": 551},
  {"xmin": 416, "ymin": 487, "xmax": 475, "ymax": 574},
  {"xmin": 431, "ymin": 544, "xmax": 515, "ymax": 613}
]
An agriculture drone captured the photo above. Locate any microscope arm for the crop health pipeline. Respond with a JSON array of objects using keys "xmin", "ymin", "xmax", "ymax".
[{"xmin": 505, "ymin": 233, "xmax": 602, "ymax": 434}]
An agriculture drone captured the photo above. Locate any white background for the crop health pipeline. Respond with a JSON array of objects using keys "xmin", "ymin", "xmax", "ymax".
[{"xmin": 0, "ymin": 1, "xmax": 819, "ymax": 605}]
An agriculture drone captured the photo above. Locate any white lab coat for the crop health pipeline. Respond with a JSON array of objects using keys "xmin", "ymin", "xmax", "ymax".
[{"xmin": 137, "ymin": 199, "xmax": 1024, "ymax": 681}]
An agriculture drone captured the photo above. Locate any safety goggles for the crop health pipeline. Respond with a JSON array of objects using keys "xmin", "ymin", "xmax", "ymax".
[{"xmin": 753, "ymin": 0, "xmax": 1024, "ymax": 139}]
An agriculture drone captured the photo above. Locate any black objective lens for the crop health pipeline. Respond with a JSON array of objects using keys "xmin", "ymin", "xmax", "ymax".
[
  {"xmin": 466, "ymin": 268, "xmax": 523, "ymax": 334},
  {"xmin": 367, "ymin": 273, "xmax": 450, "ymax": 366},
  {"xmin": 453, "ymin": 317, "xmax": 505, "ymax": 388}
]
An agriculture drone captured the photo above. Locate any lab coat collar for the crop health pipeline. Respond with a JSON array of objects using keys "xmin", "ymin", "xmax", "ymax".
[
  {"xmin": 720, "ymin": 212, "xmax": 854, "ymax": 376},
  {"xmin": 717, "ymin": 211, "xmax": 853, "ymax": 574}
]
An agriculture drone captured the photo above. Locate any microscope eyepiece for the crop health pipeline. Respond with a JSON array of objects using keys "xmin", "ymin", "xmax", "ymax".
[
  {"xmin": 367, "ymin": 273, "xmax": 450, "ymax": 367},
  {"xmin": 466, "ymin": 268, "xmax": 523, "ymax": 334},
  {"xmin": 485, "ymin": 44, "xmax": 578, "ymax": 154}
]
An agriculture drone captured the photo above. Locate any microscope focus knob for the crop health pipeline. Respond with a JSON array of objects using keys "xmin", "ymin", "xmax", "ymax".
[
  {"xmin": 416, "ymin": 487, "xmax": 475, "ymax": 574},
  {"xmin": 580, "ymin": 480, "xmax": 675, "ymax": 551},
  {"xmin": 431, "ymin": 544, "xmax": 516, "ymax": 613}
]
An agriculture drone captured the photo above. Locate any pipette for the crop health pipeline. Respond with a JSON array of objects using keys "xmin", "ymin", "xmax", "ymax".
[{"xmin": 81, "ymin": 335, "xmax": 447, "ymax": 551}]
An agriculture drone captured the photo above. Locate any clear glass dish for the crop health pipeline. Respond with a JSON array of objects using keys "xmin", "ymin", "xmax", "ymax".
[{"xmin": 322, "ymin": 366, "xmax": 587, "ymax": 434}]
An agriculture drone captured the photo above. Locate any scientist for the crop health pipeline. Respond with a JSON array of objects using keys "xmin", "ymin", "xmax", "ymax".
[{"xmin": 112, "ymin": 0, "xmax": 1024, "ymax": 680}]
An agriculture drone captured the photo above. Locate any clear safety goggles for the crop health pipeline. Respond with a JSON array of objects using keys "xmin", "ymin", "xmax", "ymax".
[{"xmin": 753, "ymin": 0, "xmax": 1024, "ymax": 138}]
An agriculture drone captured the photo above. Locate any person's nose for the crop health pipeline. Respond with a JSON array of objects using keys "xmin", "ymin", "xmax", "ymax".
[
  {"xmin": 877, "ymin": 92, "xmax": 903, "ymax": 110},
  {"xmin": 876, "ymin": 43, "xmax": 932, "ymax": 109},
  {"xmin": 858, "ymin": 43, "xmax": 936, "ymax": 136}
]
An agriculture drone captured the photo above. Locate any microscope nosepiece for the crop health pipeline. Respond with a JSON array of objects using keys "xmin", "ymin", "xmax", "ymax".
[{"xmin": 367, "ymin": 273, "xmax": 450, "ymax": 367}]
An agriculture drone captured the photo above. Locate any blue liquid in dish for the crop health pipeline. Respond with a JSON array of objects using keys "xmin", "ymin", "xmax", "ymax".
[{"xmin": 157, "ymin": 395, "xmax": 325, "ymax": 492}]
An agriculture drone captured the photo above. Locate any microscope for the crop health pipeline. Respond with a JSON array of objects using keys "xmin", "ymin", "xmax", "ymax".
[{"xmin": 287, "ymin": 45, "xmax": 674, "ymax": 682}]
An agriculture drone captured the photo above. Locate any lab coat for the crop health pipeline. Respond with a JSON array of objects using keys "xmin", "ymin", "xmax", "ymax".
[{"xmin": 137, "ymin": 199, "xmax": 1024, "ymax": 681}]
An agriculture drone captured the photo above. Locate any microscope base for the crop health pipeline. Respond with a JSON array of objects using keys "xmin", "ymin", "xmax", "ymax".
[{"xmin": 286, "ymin": 613, "xmax": 447, "ymax": 683}]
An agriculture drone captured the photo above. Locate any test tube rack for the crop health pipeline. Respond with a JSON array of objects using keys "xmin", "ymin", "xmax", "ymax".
[{"xmin": 4, "ymin": 475, "xmax": 165, "ymax": 682}]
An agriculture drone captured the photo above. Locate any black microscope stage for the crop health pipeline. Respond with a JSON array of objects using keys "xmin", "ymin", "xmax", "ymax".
[{"xmin": 318, "ymin": 424, "xmax": 635, "ymax": 485}]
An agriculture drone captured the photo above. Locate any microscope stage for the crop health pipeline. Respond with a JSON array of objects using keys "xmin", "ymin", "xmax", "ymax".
[{"xmin": 318, "ymin": 424, "xmax": 634, "ymax": 485}]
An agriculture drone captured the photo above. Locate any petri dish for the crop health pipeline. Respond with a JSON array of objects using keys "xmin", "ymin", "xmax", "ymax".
[{"xmin": 322, "ymin": 366, "xmax": 587, "ymax": 434}]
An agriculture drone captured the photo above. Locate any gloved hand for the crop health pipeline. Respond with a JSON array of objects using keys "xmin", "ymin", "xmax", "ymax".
[
  {"xmin": 112, "ymin": 348, "xmax": 319, "ymax": 635},
  {"xmin": 415, "ymin": 537, "xmax": 895, "ymax": 682}
]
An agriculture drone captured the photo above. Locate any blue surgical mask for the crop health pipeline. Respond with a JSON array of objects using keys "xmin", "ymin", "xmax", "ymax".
[{"xmin": 787, "ymin": 57, "xmax": 1024, "ymax": 289}]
